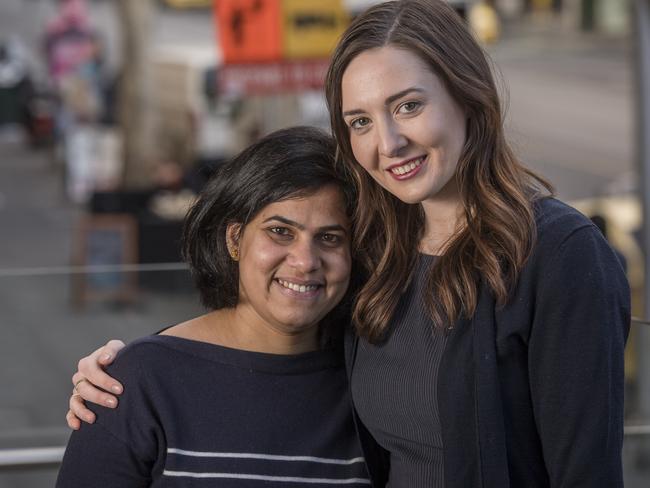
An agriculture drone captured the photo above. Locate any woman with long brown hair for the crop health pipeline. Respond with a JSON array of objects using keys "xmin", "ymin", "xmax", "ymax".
[{"xmin": 66, "ymin": 1, "xmax": 629, "ymax": 486}]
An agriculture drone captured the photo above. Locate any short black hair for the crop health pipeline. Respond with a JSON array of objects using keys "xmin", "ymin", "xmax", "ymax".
[{"xmin": 182, "ymin": 126, "xmax": 356, "ymax": 311}]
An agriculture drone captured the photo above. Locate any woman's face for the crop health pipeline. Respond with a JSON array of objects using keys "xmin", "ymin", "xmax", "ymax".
[
  {"xmin": 341, "ymin": 46, "xmax": 467, "ymax": 205},
  {"xmin": 231, "ymin": 185, "xmax": 351, "ymax": 342}
]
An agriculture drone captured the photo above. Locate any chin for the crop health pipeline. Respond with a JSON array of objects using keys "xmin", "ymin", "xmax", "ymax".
[
  {"xmin": 277, "ymin": 315, "xmax": 320, "ymax": 332},
  {"xmin": 399, "ymin": 195, "xmax": 428, "ymax": 205},
  {"xmin": 389, "ymin": 189, "xmax": 432, "ymax": 205}
]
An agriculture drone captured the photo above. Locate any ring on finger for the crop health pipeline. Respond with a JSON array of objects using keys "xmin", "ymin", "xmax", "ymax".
[{"xmin": 73, "ymin": 378, "xmax": 87, "ymax": 393}]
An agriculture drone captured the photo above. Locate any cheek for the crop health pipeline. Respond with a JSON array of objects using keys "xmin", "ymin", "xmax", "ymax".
[
  {"xmin": 350, "ymin": 137, "xmax": 373, "ymax": 172},
  {"xmin": 328, "ymin": 251, "xmax": 352, "ymax": 286},
  {"xmin": 443, "ymin": 106, "xmax": 467, "ymax": 156},
  {"xmin": 239, "ymin": 239, "xmax": 283, "ymax": 280}
]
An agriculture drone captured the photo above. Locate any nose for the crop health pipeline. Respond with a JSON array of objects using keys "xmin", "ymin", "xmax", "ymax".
[
  {"xmin": 377, "ymin": 119, "xmax": 407, "ymax": 158},
  {"xmin": 287, "ymin": 239, "xmax": 322, "ymax": 273}
]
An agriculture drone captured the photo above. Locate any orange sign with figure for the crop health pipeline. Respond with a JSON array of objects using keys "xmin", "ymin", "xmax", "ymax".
[
  {"xmin": 215, "ymin": 0, "xmax": 347, "ymax": 63},
  {"xmin": 215, "ymin": 0, "xmax": 283, "ymax": 63}
]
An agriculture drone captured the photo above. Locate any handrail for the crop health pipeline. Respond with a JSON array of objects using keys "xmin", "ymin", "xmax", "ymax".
[
  {"xmin": 0, "ymin": 447, "xmax": 65, "ymax": 469},
  {"xmin": 632, "ymin": 317, "xmax": 650, "ymax": 327},
  {"xmin": 625, "ymin": 424, "xmax": 650, "ymax": 436},
  {"xmin": 0, "ymin": 262, "xmax": 188, "ymax": 278}
]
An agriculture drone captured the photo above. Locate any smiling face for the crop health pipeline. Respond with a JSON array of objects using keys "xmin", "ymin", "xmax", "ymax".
[
  {"xmin": 229, "ymin": 185, "xmax": 352, "ymax": 345},
  {"xmin": 341, "ymin": 46, "xmax": 467, "ymax": 206}
]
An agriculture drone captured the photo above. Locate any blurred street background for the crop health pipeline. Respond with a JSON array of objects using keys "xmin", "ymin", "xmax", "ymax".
[{"xmin": 0, "ymin": 0, "xmax": 648, "ymax": 486}]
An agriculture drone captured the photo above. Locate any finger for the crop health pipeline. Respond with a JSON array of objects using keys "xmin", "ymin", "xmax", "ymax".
[
  {"xmin": 97, "ymin": 340, "xmax": 126, "ymax": 366},
  {"xmin": 66, "ymin": 409, "xmax": 81, "ymax": 430},
  {"xmin": 69, "ymin": 393, "xmax": 96, "ymax": 424},
  {"xmin": 77, "ymin": 357, "xmax": 123, "ymax": 395},
  {"xmin": 73, "ymin": 377, "xmax": 119, "ymax": 407}
]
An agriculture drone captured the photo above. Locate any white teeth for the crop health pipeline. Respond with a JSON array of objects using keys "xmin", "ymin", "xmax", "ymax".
[
  {"xmin": 391, "ymin": 156, "xmax": 423, "ymax": 175},
  {"xmin": 277, "ymin": 279, "xmax": 318, "ymax": 293}
]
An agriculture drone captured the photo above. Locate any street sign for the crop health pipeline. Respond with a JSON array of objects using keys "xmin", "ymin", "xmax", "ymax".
[
  {"xmin": 215, "ymin": 0, "xmax": 283, "ymax": 63},
  {"xmin": 282, "ymin": 0, "xmax": 348, "ymax": 59},
  {"xmin": 217, "ymin": 58, "xmax": 330, "ymax": 95},
  {"xmin": 215, "ymin": 0, "xmax": 347, "ymax": 63}
]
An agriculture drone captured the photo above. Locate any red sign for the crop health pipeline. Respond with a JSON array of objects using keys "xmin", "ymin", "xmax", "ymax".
[
  {"xmin": 215, "ymin": 0, "xmax": 282, "ymax": 63},
  {"xmin": 217, "ymin": 59, "xmax": 330, "ymax": 95}
]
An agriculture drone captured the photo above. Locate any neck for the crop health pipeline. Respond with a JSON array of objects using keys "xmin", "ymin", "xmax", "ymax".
[
  {"xmin": 163, "ymin": 309, "xmax": 320, "ymax": 355},
  {"xmin": 218, "ymin": 308, "xmax": 320, "ymax": 355},
  {"xmin": 419, "ymin": 183, "xmax": 464, "ymax": 255}
]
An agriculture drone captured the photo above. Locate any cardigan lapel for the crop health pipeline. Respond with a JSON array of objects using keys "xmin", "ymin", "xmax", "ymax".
[{"xmin": 472, "ymin": 283, "xmax": 511, "ymax": 488}]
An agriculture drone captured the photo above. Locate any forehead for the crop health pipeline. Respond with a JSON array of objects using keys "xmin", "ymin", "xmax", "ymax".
[
  {"xmin": 341, "ymin": 46, "xmax": 439, "ymax": 108},
  {"xmin": 252, "ymin": 186, "xmax": 349, "ymax": 226}
]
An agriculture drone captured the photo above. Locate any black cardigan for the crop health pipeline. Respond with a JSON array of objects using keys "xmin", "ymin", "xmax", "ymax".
[{"xmin": 345, "ymin": 198, "xmax": 631, "ymax": 487}]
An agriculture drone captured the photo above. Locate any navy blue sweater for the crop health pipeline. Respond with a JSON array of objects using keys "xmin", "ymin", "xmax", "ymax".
[{"xmin": 57, "ymin": 335, "xmax": 370, "ymax": 487}]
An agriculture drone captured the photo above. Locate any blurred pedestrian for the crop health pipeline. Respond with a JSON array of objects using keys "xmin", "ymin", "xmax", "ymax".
[
  {"xmin": 0, "ymin": 38, "xmax": 34, "ymax": 133},
  {"xmin": 44, "ymin": 0, "xmax": 108, "ymax": 202}
]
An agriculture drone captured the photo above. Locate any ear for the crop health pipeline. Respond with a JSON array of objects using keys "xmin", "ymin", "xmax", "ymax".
[{"xmin": 225, "ymin": 223, "xmax": 242, "ymax": 261}]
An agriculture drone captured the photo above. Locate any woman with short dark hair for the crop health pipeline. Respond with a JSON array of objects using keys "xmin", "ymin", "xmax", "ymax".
[{"xmin": 57, "ymin": 126, "xmax": 370, "ymax": 486}]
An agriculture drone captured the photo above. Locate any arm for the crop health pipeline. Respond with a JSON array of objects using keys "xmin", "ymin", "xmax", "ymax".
[
  {"xmin": 58, "ymin": 343, "xmax": 159, "ymax": 487},
  {"xmin": 67, "ymin": 340, "xmax": 126, "ymax": 429},
  {"xmin": 56, "ymin": 422, "xmax": 152, "ymax": 487},
  {"xmin": 530, "ymin": 226, "xmax": 630, "ymax": 487}
]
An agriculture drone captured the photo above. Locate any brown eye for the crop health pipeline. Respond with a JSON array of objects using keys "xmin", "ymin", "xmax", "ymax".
[
  {"xmin": 268, "ymin": 227, "xmax": 293, "ymax": 240},
  {"xmin": 319, "ymin": 233, "xmax": 343, "ymax": 247}
]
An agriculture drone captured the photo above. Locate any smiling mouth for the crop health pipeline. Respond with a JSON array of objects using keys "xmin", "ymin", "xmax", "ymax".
[
  {"xmin": 388, "ymin": 156, "xmax": 426, "ymax": 176},
  {"xmin": 276, "ymin": 279, "xmax": 321, "ymax": 294}
]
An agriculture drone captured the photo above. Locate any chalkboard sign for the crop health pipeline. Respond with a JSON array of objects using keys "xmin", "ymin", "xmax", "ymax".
[{"xmin": 72, "ymin": 214, "xmax": 138, "ymax": 307}]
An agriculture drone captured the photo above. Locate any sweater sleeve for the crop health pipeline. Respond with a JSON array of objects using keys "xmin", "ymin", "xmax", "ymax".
[
  {"xmin": 56, "ymin": 344, "xmax": 162, "ymax": 487},
  {"xmin": 529, "ymin": 225, "xmax": 630, "ymax": 487},
  {"xmin": 56, "ymin": 422, "xmax": 152, "ymax": 487}
]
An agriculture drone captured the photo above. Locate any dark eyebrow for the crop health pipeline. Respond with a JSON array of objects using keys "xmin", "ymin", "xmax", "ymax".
[
  {"xmin": 385, "ymin": 87, "xmax": 425, "ymax": 106},
  {"xmin": 317, "ymin": 225, "xmax": 348, "ymax": 234},
  {"xmin": 342, "ymin": 87, "xmax": 426, "ymax": 117},
  {"xmin": 263, "ymin": 215, "xmax": 304, "ymax": 230},
  {"xmin": 262, "ymin": 216, "xmax": 348, "ymax": 234}
]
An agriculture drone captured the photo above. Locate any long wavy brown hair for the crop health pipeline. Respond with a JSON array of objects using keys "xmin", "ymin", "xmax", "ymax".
[{"xmin": 325, "ymin": 0, "xmax": 553, "ymax": 341}]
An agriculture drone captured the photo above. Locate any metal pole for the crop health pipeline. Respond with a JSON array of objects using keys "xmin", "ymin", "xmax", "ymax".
[
  {"xmin": 0, "ymin": 447, "xmax": 64, "ymax": 469},
  {"xmin": 636, "ymin": 0, "xmax": 650, "ymax": 421}
]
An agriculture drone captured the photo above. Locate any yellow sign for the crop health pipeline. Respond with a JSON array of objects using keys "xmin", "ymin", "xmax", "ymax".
[
  {"xmin": 281, "ymin": 0, "xmax": 348, "ymax": 60},
  {"xmin": 162, "ymin": 0, "xmax": 212, "ymax": 8}
]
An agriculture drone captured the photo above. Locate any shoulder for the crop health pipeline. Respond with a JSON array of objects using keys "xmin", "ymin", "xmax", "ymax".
[
  {"xmin": 523, "ymin": 197, "xmax": 628, "ymax": 289},
  {"xmin": 530, "ymin": 197, "xmax": 617, "ymax": 267},
  {"xmin": 94, "ymin": 337, "xmax": 183, "ymax": 428},
  {"xmin": 107, "ymin": 335, "xmax": 180, "ymax": 380},
  {"xmin": 114, "ymin": 335, "xmax": 170, "ymax": 361},
  {"xmin": 533, "ymin": 197, "xmax": 595, "ymax": 250},
  {"xmin": 527, "ymin": 198, "xmax": 627, "ymax": 290}
]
